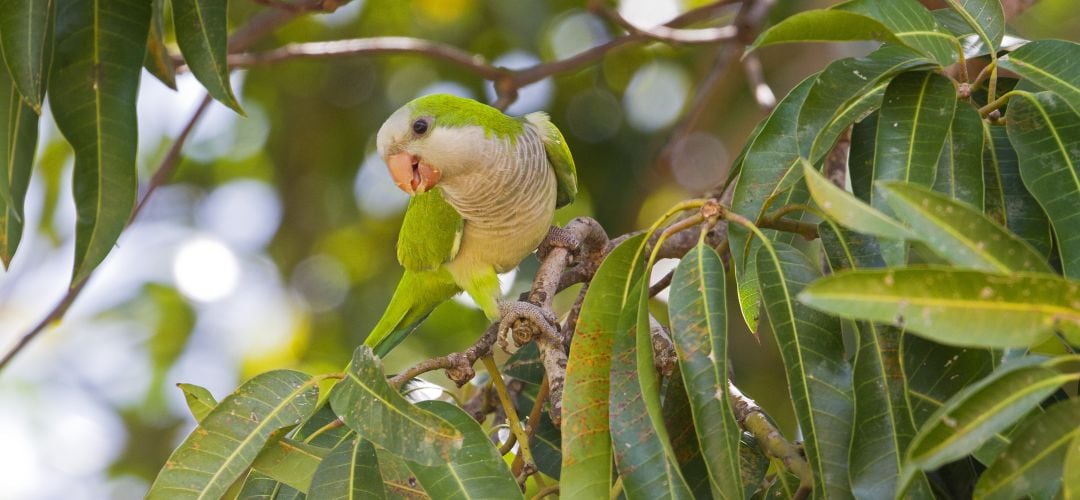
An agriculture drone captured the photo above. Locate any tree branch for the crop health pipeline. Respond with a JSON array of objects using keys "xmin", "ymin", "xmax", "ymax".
[{"xmin": 729, "ymin": 381, "xmax": 814, "ymax": 495}]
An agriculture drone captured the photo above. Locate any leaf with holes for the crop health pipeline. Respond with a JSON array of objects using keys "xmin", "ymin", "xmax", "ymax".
[
  {"xmin": 999, "ymin": 40, "xmax": 1080, "ymax": 114},
  {"xmin": 308, "ymin": 437, "xmax": 386, "ymax": 500},
  {"xmin": 172, "ymin": 0, "xmax": 242, "ymax": 112},
  {"xmin": 147, "ymin": 370, "xmax": 321, "ymax": 499},
  {"xmin": 0, "ymin": 0, "xmax": 54, "ymax": 110}
]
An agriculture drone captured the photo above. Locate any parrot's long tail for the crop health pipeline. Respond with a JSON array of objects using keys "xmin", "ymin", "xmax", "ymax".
[{"xmin": 364, "ymin": 269, "xmax": 461, "ymax": 357}]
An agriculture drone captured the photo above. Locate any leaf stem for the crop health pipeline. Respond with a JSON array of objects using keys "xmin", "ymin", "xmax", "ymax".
[
  {"xmin": 979, "ymin": 90, "xmax": 1019, "ymax": 118},
  {"xmin": 481, "ymin": 355, "xmax": 539, "ymax": 481}
]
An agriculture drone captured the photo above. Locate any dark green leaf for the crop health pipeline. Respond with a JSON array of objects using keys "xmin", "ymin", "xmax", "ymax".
[
  {"xmin": 999, "ymin": 40, "xmax": 1080, "ymax": 114},
  {"xmin": 804, "ymin": 161, "xmax": 914, "ymax": 240},
  {"xmin": 0, "ymin": 0, "xmax": 54, "ymax": 110},
  {"xmin": 750, "ymin": 10, "xmax": 905, "ymax": 51},
  {"xmin": 0, "ymin": 70, "xmax": 38, "ymax": 267},
  {"xmin": 377, "ymin": 450, "xmax": 430, "ymax": 499},
  {"xmin": 250, "ymin": 438, "xmax": 328, "ymax": 493},
  {"xmin": 799, "ymin": 268, "xmax": 1080, "ymax": 348},
  {"xmin": 405, "ymin": 401, "xmax": 521, "ymax": 500},
  {"xmin": 834, "ymin": 0, "xmax": 957, "ymax": 66},
  {"xmin": 756, "ymin": 242, "xmax": 853, "ymax": 499},
  {"xmin": 668, "ymin": 243, "xmax": 743, "ymax": 500},
  {"xmin": 933, "ymin": 102, "xmax": 984, "ymax": 209},
  {"xmin": 561, "ymin": 234, "xmax": 644, "ymax": 497},
  {"xmin": 145, "ymin": 0, "xmax": 177, "ymax": 90},
  {"xmin": 510, "ymin": 380, "xmax": 561, "ymax": 479},
  {"xmin": 974, "ymin": 397, "xmax": 1080, "ymax": 499},
  {"xmin": 902, "ymin": 336, "xmax": 997, "ymax": 438},
  {"xmin": 1006, "ymin": 91, "xmax": 1080, "ymax": 279},
  {"xmin": 147, "ymin": 370, "xmax": 321, "ymax": 499},
  {"xmin": 329, "ymin": 346, "xmax": 462, "ymax": 466},
  {"xmin": 172, "ymin": 0, "xmax": 242, "ymax": 112},
  {"xmin": 879, "ymin": 182, "xmax": 1052, "ymax": 273},
  {"xmin": 941, "ymin": 0, "xmax": 1004, "ymax": 52},
  {"xmin": 49, "ymin": 0, "xmax": 150, "ymax": 284},
  {"xmin": 177, "ymin": 383, "xmax": 217, "ymax": 423},
  {"xmin": 661, "ymin": 369, "xmax": 712, "ymax": 498},
  {"xmin": 983, "ymin": 123, "xmax": 1052, "ymax": 256},
  {"xmin": 309, "ymin": 438, "xmax": 386, "ymax": 500},
  {"xmin": 502, "ymin": 342, "xmax": 544, "ymax": 386},
  {"xmin": 236, "ymin": 471, "xmax": 301, "ymax": 499}
]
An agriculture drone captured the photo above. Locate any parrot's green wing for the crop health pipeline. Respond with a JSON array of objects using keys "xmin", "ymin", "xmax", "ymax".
[
  {"xmin": 397, "ymin": 188, "xmax": 463, "ymax": 271},
  {"xmin": 527, "ymin": 112, "xmax": 577, "ymax": 208}
]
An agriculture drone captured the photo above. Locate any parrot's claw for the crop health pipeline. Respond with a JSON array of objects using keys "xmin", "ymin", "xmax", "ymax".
[
  {"xmin": 536, "ymin": 226, "xmax": 580, "ymax": 262},
  {"xmin": 497, "ymin": 301, "xmax": 560, "ymax": 351}
]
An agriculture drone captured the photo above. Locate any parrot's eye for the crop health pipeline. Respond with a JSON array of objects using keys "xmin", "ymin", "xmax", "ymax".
[{"xmin": 412, "ymin": 118, "xmax": 429, "ymax": 135}]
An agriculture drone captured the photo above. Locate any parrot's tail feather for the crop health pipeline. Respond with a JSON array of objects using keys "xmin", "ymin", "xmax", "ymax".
[{"xmin": 363, "ymin": 269, "xmax": 460, "ymax": 357}]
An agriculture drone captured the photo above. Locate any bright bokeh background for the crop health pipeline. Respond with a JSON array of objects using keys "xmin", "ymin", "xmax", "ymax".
[{"xmin": 0, "ymin": 0, "xmax": 1077, "ymax": 497}]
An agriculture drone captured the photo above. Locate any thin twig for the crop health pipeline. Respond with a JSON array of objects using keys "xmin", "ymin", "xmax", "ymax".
[{"xmin": 389, "ymin": 323, "xmax": 499, "ymax": 388}]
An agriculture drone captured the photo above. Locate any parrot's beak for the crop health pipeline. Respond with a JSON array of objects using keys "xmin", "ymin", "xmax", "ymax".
[{"xmin": 386, "ymin": 152, "xmax": 441, "ymax": 195}]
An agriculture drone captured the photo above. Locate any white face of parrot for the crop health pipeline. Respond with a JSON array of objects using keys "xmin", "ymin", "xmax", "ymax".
[{"xmin": 376, "ymin": 105, "xmax": 489, "ymax": 196}]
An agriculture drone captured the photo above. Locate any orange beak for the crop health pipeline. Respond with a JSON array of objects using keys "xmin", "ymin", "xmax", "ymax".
[{"xmin": 386, "ymin": 152, "xmax": 441, "ymax": 195}]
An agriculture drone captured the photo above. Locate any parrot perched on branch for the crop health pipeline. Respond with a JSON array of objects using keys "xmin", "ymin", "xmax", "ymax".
[{"xmin": 363, "ymin": 94, "xmax": 578, "ymax": 356}]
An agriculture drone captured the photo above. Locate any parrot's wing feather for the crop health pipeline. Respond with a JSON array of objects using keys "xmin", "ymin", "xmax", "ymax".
[
  {"xmin": 397, "ymin": 188, "xmax": 463, "ymax": 271},
  {"xmin": 526, "ymin": 112, "xmax": 577, "ymax": 208}
]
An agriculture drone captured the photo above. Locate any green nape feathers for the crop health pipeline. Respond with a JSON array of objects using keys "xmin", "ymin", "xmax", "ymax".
[{"xmin": 363, "ymin": 94, "xmax": 577, "ymax": 356}]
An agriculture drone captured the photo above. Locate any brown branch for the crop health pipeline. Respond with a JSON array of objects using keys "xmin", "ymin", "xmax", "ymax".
[
  {"xmin": 594, "ymin": 0, "xmax": 738, "ymax": 45},
  {"xmin": 389, "ymin": 323, "xmax": 499, "ymax": 388},
  {"xmin": 729, "ymin": 381, "xmax": 813, "ymax": 495}
]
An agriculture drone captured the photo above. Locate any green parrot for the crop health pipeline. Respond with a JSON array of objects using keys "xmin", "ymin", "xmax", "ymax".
[{"xmin": 363, "ymin": 94, "xmax": 578, "ymax": 356}]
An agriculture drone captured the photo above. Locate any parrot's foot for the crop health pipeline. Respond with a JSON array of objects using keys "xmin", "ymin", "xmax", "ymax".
[
  {"xmin": 536, "ymin": 226, "xmax": 581, "ymax": 262},
  {"xmin": 497, "ymin": 301, "xmax": 560, "ymax": 350}
]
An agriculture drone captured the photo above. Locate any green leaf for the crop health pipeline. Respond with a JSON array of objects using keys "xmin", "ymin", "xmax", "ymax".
[
  {"xmin": 329, "ymin": 346, "xmax": 462, "ymax": 466},
  {"xmin": 561, "ymin": 234, "xmax": 644, "ymax": 498},
  {"xmin": 729, "ymin": 76, "xmax": 815, "ymax": 333},
  {"xmin": 804, "ymin": 161, "xmax": 914, "ymax": 240},
  {"xmin": 756, "ymin": 242, "xmax": 853, "ymax": 499},
  {"xmin": 48, "ymin": 0, "xmax": 150, "ymax": 284},
  {"xmin": 941, "ymin": 0, "xmax": 1004, "ymax": 52},
  {"xmin": 902, "ymin": 336, "xmax": 997, "ymax": 438},
  {"xmin": 1065, "ymin": 433, "xmax": 1080, "ymax": 500},
  {"xmin": 308, "ymin": 437, "xmax": 386, "ymax": 500},
  {"xmin": 405, "ymin": 401, "xmax": 521, "ymax": 500},
  {"xmin": 377, "ymin": 449, "xmax": 430, "ymax": 499},
  {"xmin": 610, "ymin": 275, "xmax": 693, "ymax": 498},
  {"xmin": 661, "ymin": 369, "xmax": 712, "ymax": 498},
  {"xmin": 177, "ymin": 383, "xmax": 217, "ymax": 423},
  {"xmin": 878, "ymin": 181, "xmax": 1052, "ymax": 273},
  {"xmin": 834, "ymin": 0, "xmax": 958, "ymax": 66},
  {"xmin": 0, "ymin": 70, "xmax": 39, "ymax": 267},
  {"xmin": 1006, "ymin": 91, "xmax": 1080, "ymax": 279},
  {"xmin": 172, "ymin": 0, "xmax": 242, "ymax": 113},
  {"xmin": 0, "ymin": 0, "xmax": 54, "ymax": 110},
  {"xmin": 147, "ymin": 370, "xmax": 322, "ymax": 499},
  {"xmin": 799, "ymin": 268, "xmax": 1080, "ymax": 348},
  {"xmin": 933, "ymin": 102, "xmax": 985, "ymax": 209},
  {"xmin": 235, "ymin": 471, "xmax": 301, "ymax": 499},
  {"xmin": 999, "ymin": 40, "xmax": 1080, "ymax": 114},
  {"xmin": 144, "ymin": 0, "xmax": 177, "ymax": 90},
  {"xmin": 901, "ymin": 357, "xmax": 1080, "ymax": 489},
  {"xmin": 750, "ymin": 10, "xmax": 905, "ymax": 51},
  {"xmin": 974, "ymin": 397, "xmax": 1080, "ymax": 499},
  {"xmin": 250, "ymin": 438, "xmax": 328, "ymax": 493},
  {"xmin": 983, "ymin": 123, "xmax": 1052, "ymax": 255},
  {"xmin": 818, "ymin": 224, "xmax": 933, "ymax": 498},
  {"xmin": 668, "ymin": 243, "xmax": 743, "ymax": 500}
]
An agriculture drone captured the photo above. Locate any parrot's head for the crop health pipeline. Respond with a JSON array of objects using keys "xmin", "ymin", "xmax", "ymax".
[{"xmin": 376, "ymin": 94, "xmax": 523, "ymax": 195}]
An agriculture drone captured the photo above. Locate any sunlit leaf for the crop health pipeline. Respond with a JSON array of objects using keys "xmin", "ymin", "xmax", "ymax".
[
  {"xmin": 562, "ymin": 234, "xmax": 644, "ymax": 498},
  {"xmin": 834, "ymin": 0, "xmax": 957, "ymax": 66},
  {"xmin": 941, "ymin": 0, "xmax": 1004, "ymax": 52},
  {"xmin": 147, "ymin": 370, "xmax": 321, "ymax": 499},
  {"xmin": 172, "ymin": 0, "xmax": 242, "ymax": 112},
  {"xmin": 982, "ymin": 123, "xmax": 1052, "ymax": 255},
  {"xmin": 999, "ymin": 40, "xmax": 1080, "ymax": 114},
  {"xmin": 404, "ymin": 401, "xmax": 521, "ymax": 499},
  {"xmin": 878, "ymin": 182, "xmax": 1052, "ymax": 273},
  {"xmin": 800, "ymin": 268, "xmax": 1080, "ymax": 348},
  {"xmin": 1006, "ymin": 91, "xmax": 1080, "ymax": 279},
  {"xmin": 250, "ymin": 438, "xmax": 327, "ymax": 493},
  {"xmin": 668, "ymin": 243, "xmax": 742, "ymax": 499},
  {"xmin": 177, "ymin": 383, "xmax": 217, "ymax": 423},
  {"xmin": 0, "ymin": 0, "xmax": 54, "ymax": 110},
  {"xmin": 901, "ymin": 357, "xmax": 1080, "ymax": 491},
  {"xmin": 1065, "ymin": 433, "xmax": 1080, "ymax": 500},
  {"xmin": 309, "ymin": 437, "xmax": 386, "ymax": 500},
  {"xmin": 0, "ymin": 70, "xmax": 38, "ymax": 267},
  {"xmin": 756, "ymin": 242, "xmax": 853, "ymax": 498},
  {"xmin": 144, "ymin": 0, "xmax": 177, "ymax": 90},
  {"xmin": 974, "ymin": 397, "xmax": 1080, "ymax": 499},
  {"xmin": 933, "ymin": 102, "xmax": 984, "ymax": 209},
  {"xmin": 48, "ymin": 0, "xmax": 150, "ymax": 284},
  {"xmin": 329, "ymin": 346, "xmax": 461, "ymax": 466},
  {"xmin": 804, "ymin": 161, "xmax": 914, "ymax": 241},
  {"xmin": 750, "ymin": 10, "xmax": 905, "ymax": 51}
]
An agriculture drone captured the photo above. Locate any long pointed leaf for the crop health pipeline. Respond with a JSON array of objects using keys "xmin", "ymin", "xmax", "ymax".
[
  {"xmin": 147, "ymin": 370, "xmax": 321, "ymax": 499},
  {"xmin": 999, "ymin": 40, "xmax": 1080, "ymax": 114},
  {"xmin": 0, "ymin": 0, "xmax": 54, "ymax": 110},
  {"xmin": 661, "ymin": 369, "xmax": 712, "ymax": 498},
  {"xmin": 145, "ymin": 0, "xmax": 177, "ymax": 90},
  {"xmin": 750, "ymin": 10, "xmax": 906, "ymax": 51},
  {"xmin": 177, "ymin": 382, "xmax": 217, "ymax": 423},
  {"xmin": 173, "ymin": 0, "xmax": 242, "ymax": 112},
  {"xmin": 329, "ymin": 346, "xmax": 462, "ymax": 466},
  {"xmin": 804, "ymin": 161, "xmax": 915, "ymax": 241},
  {"xmin": 562, "ymin": 234, "xmax": 644, "ymax": 498},
  {"xmin": 250, "ymin": 438, "xmax": 328, "ymax": 493},
  {"xmin": 308, "ymin": 437, "xmax": 385, "ymax": 500},
  {"xmin": 933, "ymin": 102, "xmax": 984, "ymax": 209},
  {"xmin": 757, "ymin": 242, "xmax": 854, "ymax": 499},
  {"xmin": 668, "ymin": 243, "xmax": 742, "ymax": 499},
  {"xmin": 833, "ymin": 0, "xmax": 957, "ymax": 67},
  {"xmin": 799, "ymin": 268, "xmax": 1080, "ymax": 348},
  {"xmin": 0, "ymin": 70, "xmax": 38, "ymax": 267},
  {"xmin": 983, "ymin": 123, "xmax": 1052, "ymax": 255},
  {"xmin": 49, "ymin": 0, "xmax": 150, "ymax": 284},
  {"xmin": 941, "ymin": 0, "xmax": 1004, "ymax": 52},
  {"xmin": 1006, "ymin": 91, "xmax": 1080, "ymax": 279}
]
